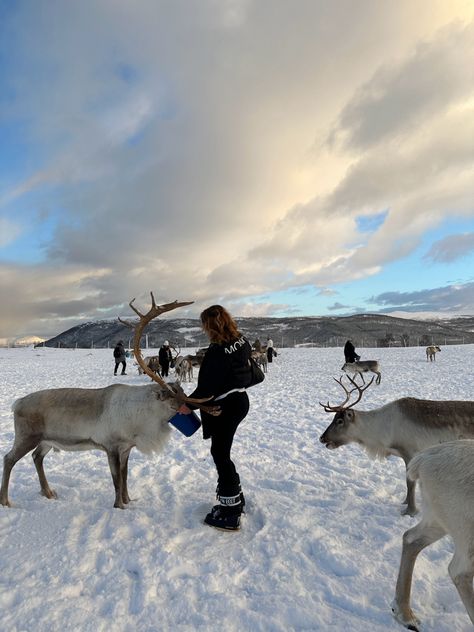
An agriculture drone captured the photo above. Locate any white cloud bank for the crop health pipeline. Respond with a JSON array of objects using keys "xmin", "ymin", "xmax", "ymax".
[{"xmin": 0, "ymin": 1, "xmax": 473, "ymax": 337}]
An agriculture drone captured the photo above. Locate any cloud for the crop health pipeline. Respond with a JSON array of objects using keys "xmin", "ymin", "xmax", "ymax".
[
  {"xmin": 0, "ymin": 2, "xmax": 473, "ymax": 337},
  {"xmin": 369, "ymin": 282, "xmax": 474, "ymax": 313},
  {"xmin": 328, "ymin": 21, "xmax": 474, "ymax": 151},
  {"xmin": 328, "ymin": 302, "xmax": 351, "ymax": 311},
  {"xmin": 0, "ymin": 218, "xmax": 23, "ymax": 247},
  {"xmin": 424, "ymin": 232, "xmax": 474, "ymax": 262},
  {"xmin": 317, "ymin": 288, "xmax": 338, "ymax": 297},
  {"xmin": 224, "ymin": 301, "xmax": 292, "ymax": 318},
  {"xmin": 0, "ymin": 263, "xmax": 118, "ymax": 336},
  {"xmin": 246, "ymin": 25, "xmax": 474, "ymax": 287}
]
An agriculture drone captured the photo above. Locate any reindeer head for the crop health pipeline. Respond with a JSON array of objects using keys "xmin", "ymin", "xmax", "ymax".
[{"xmin": 319, "ymin": 375, "xmax": 374, "ymax": 449}]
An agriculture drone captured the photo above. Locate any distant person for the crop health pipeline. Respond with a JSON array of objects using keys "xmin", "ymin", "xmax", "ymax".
[
  {"xmin": 254, "ymin": 338, "xmax": 262, "ymax": 353},
  {"xmin": 344, "ymin": 339, "xmax": 360, "ymax": 363},
  {"xmin": 159, "ymin": 340, "xmax": 173, "ymax": 377},
  {"xmin": 266, "ymin": 338, "xmax": 276, "ymax": 363},
  {"xmin": 113, "ymin": 340, "xmax": 127, "ymax": 376}
]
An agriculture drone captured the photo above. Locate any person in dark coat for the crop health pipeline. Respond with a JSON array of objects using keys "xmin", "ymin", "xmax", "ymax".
[
  {"xmin": 113, "ymin": 340, "xmax": 127, "ymax": 375},
  {"xmin": 344, "ymin": 339, "xmax": 360, "ymax": 363},
  {"xmin": 266, "ymin": 337, "xmax": 277, "ymax": 362},
  {"xmin": 179, "ymin": 305, "xmax": 252, "ymax": 531},
  {"xmin": 158, "ymin": 341, "xmax": 172, "ymax": 377}
]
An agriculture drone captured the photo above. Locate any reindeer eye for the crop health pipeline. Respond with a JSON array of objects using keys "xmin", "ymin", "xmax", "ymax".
[{"xmin": 336, "ymin": 418, "xmax": 344, "ymax": 426}]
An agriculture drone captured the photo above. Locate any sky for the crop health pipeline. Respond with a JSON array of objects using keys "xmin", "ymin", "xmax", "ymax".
[
  {"xmin": 1, "ymin": 0, "xmax": 474, "ymax": 340},
  {"xmin": 1, "ymin": 345, "xmax": 473, "ymax": 631}
]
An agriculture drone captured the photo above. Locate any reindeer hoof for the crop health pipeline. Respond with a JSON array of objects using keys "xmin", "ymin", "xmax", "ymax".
[
  {"xmin": 401, "ymin": 505, "xmax": 418, "ymax": 517},
  {"xmin": 391, "ymin": 600, "xmax": 420, "ymax": 631},
  {"xmin": 41, "ymin": 488, "xmax": 58, "ymax": 500}
]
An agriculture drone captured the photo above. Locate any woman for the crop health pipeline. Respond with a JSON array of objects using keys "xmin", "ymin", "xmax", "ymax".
[
  {"xmin": 266, "ymin": 337, "xmax": 275, "ymax": 363},
  {"xmin": 179, "ymin": 305, "xmax": 252, "ymax": 531}
]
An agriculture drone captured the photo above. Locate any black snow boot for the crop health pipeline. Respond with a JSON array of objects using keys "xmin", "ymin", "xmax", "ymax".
[
  {"xmin": 204, "ymin": 506, "xmax": 241, "ymax": 531},
  {"xmin": 204, "ymin": 495, "xmax": 242, "ymax": 531}
]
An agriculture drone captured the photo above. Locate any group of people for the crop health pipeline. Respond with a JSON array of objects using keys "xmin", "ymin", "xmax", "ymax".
[{"xmin": 113, "ymin": 340, "xmax": 173, "ymax": 377}]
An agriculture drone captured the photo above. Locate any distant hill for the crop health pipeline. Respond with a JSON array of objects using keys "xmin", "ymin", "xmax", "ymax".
[{"xmin": 39, "ymin": 314, "xmax": 474, "ymax": 349}]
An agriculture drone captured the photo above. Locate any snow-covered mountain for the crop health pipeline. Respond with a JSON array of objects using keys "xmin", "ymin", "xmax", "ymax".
[{"xmin": 38, "ymin": 313, "xmax": 474, "ymax": 349}]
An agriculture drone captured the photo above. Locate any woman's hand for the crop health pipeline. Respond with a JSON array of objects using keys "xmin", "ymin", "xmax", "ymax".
[{"xmin": 178, "ymin": 402, "xmax": 221, "ymax": 416}]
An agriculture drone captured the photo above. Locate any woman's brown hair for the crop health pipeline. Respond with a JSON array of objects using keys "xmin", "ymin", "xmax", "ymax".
[{"xmin": 200, "ymin": 305, "xmax": 241, "ymax": 344}]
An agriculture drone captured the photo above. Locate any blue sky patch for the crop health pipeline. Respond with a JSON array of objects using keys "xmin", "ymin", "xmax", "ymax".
[{"xmin": 355, "ymin": 209, "xmax": 388, "ymax": 233}]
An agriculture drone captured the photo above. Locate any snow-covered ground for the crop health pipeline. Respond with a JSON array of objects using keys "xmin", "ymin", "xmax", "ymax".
[{"xmin": 0, "ymin": 345, "xmax": 473, "ymax": 632}]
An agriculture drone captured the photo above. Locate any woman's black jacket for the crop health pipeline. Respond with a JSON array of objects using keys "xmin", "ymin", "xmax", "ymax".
[{"xmin": 188, "ymin": 336, "xmax": 253, "ymax": 403}]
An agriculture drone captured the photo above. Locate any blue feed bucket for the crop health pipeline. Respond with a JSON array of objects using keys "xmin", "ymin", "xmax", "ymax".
[{"xmin": 168, "ymin": 411, "xmax": 202, "ymax": 437}]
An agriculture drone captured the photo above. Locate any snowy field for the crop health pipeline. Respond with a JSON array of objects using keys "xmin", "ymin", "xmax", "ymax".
[{"xmin": 0, "ymin": 344, "xmax": 473, "ymax": 632}]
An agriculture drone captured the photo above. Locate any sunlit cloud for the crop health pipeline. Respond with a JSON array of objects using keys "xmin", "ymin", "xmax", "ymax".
[
  {"xmin": 0, "ymin": 1, "xmax": 473, "ymax": 337},
  {"xmin": 328, "ymin": 21, "xmax": 474, "ymax": 151}
]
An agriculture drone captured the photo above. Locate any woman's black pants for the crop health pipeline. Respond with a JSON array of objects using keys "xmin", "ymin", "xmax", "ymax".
[{"xmin": 208, "ymin": 391, "xmax": 249, "ymax": 497}]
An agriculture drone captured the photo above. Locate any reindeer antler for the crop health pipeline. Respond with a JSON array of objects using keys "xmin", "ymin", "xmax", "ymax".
[
  {"xmin": 170, "ymin": 343, "xmax": 181, "ymax": 360},
  {"xmin": 118, "ymin": 292, "xmax": 219, "ymax": 414},
  {"xmin": 319, "ymin": 374, "xmax": 375, "ymax": 412},
  {"xmin": 119, "ymin": 292, "xmax": 192, "ymax": 386}
]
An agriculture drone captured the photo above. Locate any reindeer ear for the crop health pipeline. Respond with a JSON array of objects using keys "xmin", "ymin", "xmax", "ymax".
[{"xmin": 155, "ymin": 387, "xmax": 173, "ymax": 401}]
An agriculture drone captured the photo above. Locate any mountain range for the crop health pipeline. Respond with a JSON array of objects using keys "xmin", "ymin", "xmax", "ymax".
[{"xmin": 37, "ymin": 314, "xmax": 474, "ymax": 349}]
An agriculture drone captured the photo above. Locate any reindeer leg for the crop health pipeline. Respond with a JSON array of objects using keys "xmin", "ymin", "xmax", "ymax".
[
  {"xmin": 1, "ymin": 436, "xmax": 41, "ymax": 507},
  {"xmin": 32, "ymin": 443, "xmax": 57, "ymax": 499},
  {"xmin": 392, "ymin": 521, "xmax": 446, "ymax": 631},
  {"xmin": 398, "ymin": 453, "xmax": 418, "ymax": 516},
  {"xmin": 402, "ymin": 476, "xmax": 418, "ymax": 517},
  {"xmin": 119, "ymin": 447, "xmax": 132, "ymax": 504},
  {"xmin": 106, "ymin": 449, "xmax": 125, "ymax": 509},
  {"xmin": 448, "ymin": 548, "xmax": 474, "ymax": 625}
]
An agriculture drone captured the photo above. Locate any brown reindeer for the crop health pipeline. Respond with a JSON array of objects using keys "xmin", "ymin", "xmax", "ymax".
[
  {"xmin": 137, "ymin": 355, "xmax": 162, "ymax": 376},
  {"xmin": 426, "ymin": 345, "xmax": 441, "ymax": 361}
]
